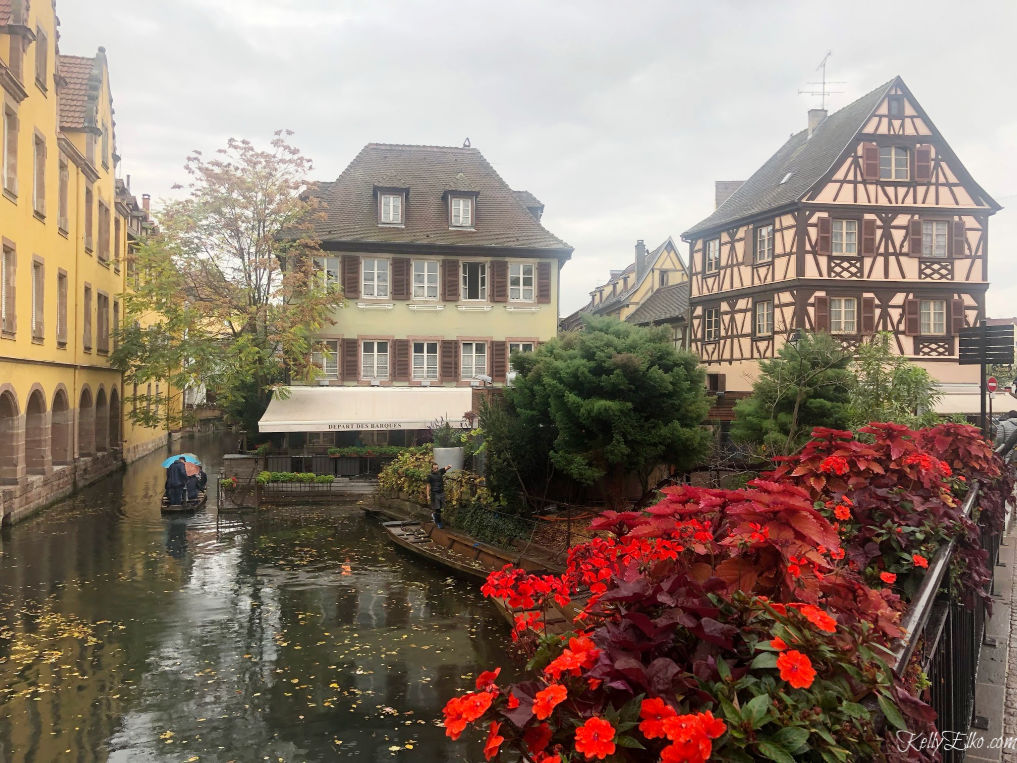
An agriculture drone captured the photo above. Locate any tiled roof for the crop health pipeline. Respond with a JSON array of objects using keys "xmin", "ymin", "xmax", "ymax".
[
  {"xmin": 683, "ymin": 79, "xmax": 895, "ymax": 238},
  {"xmin": 626, "ymin": 283, "xmax": 690, "ymax": 326},
  {"xmin": 512, "ymin": 189, "xmax": 543, "ymax": 209},
  {"xmin": 312, "ymin": 144, "xmax": 572, "ymax": 256},
  {"xmin": 57, "ymin": 54, "xmax": 100, "ymax": 131}
]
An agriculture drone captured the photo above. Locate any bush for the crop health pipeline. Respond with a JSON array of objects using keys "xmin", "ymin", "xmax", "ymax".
[
  {"xmin": 327, "ymin": 445, "xmax": 407, "ymax": 458},
  {"xmin": 255, "ymin": 471, "xmax": 328, "ymax": 485},
  {"xmin": 377, "ymin": 446, "xmax": 433, "ymax": 504}
]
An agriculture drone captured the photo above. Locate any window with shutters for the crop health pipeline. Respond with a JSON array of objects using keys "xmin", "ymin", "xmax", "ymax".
[
  {"xmin": 31, "ymin": 258, "xmax": 43, "ymax": 340},
  {"xmin": 114, "ymin": 216, "xmax": 121, "ymax": 272},
  {"xmin": 98, "ymin": 201, "xmax": 110, "ymax": 263},
  {"xmin": 32, "ymin": 134, "xmax": 44, "ymax": 215},
  {"xmin": 509, "ymin": 263, "xmax": 534, "ymax": 301},
  {"xmin": 96, "ymin": 292, "xmax": 109, "ymax": 353},
  {"xmin": 57, "ymin": 270, "xmax": 67, "ymax": 345},
  {"xmin": 832, "ymin": 220, "xmax": 858, "ymax": 255},
  {"xmin": 361, "ymin": 340, "xmax": 389, "ymax": 380},
  {"xmin": 755, "ymin": 225, "xmax": 774, "ymax": 264},
  {"xmin": 922, "ymin": 221, "xmax": 949, "ymax": 258},
  {"xmin": 450, "ymin": 196, "xmax": 473, "ymax": 228},
  {"xmin": 461, "ymin": 342, "xmax": 487, "ymax": 379},
  {"xmin": 508, "ymin": 342, "xmax": 534, "ymax": 374},
  {"xmin": 58, "ymin": 158, "xmax": 68, "ymax": 232},
  {"xmin": 3, "ymin": 105, "xmax": 17, "ymax": 195},
  {"xmin": 461, "ymin": 262, "xmax": 487, "ymax": 300},
  {"xmin": 8, "ymin": 33, "xmax": 22, "ymax": 82},
  {"xmin": 362, "ymin": 258, "xmax": 389, "ymax": 298},
  {"xmin": 879, "ymin": 146, "xmax": 909, "ymax": 180},
  {"xmin": 379, "ymin": 193, "xmax": 403, "ymax": 225},
  {"xmin": 412, "ymin": 341, "xmax": 439, "ymax": 380},
  {"xmin": 919, "ymin": 300, "xmax": 946, "ymax": 336},
  {"xmin": 1, "ymin": 244, "xmax": 13, "ymax": 334},
  {"xmin": 34, "ymin": 27, "xmax": 47, "ymax": 90},
  {"xmin": 101, "ymin": 123, "xmax": 110, "ymax": 169},
  {"xmin": 312, "ymin": 339, "xmax": 339, "ymax": 378},
  {"xmin": 83, "ymin": 284, "xmax": 92, "ymax": 350},
  {"xmin": 313, "ymin": 256, "xmax": 341, "ymax": 289},
  {"xmin": 112, "ymin": 299, "xmax": 119, "ymax": 350},
  {"xmin": 704, "ymin": 307, "xmax": 720, "ymax": 342},
  {"xmin": 412, "ymin": 260, "xmax": 439, "ymax": 299},
  {"xmin": 755, "ymin": 300, "xmax": 773, "ymax": 336},
  {"xmin": 829, "ymin": 297, "xmax": 857, "ymax": 334},
  {"xmin": 704, "ymin": 239, "xmax": 720, "ymax": 274},
  {"xmin": 84, "ymin": 186, "xmax": 94, "ymax": 251}
]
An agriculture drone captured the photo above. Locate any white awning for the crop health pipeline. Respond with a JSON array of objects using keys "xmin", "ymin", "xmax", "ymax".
[{"xmin": 258, "ymin": 386, "xmax": 475, "ymax": 432}]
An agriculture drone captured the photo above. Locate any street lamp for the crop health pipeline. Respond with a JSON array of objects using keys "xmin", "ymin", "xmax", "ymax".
[{"xmin": 787, "ymin": 328, "xmax": 802, "ymax": 348}]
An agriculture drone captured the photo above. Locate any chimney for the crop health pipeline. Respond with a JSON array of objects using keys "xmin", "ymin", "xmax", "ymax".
[
  {"xmin": 714, "ymin": 181, "xmax": 744, "ymax": 210},
  {"xmin": 635, "ymin": 240, "xmax": 648, "ymax": 280},
  {"xmin": 125, "ymin": 174, "xmax": 131, "ymax": 190},
  {"xmin": 142, "ymin": 193, "xmax": 150, "ymax": 213},
  {"xmin": 808, "ymin": 108, "xmax": 827, "ymax": 138}
]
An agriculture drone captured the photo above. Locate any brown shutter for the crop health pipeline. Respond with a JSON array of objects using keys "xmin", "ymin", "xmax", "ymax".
[
  {"xmin": 909, "ymin": 219, "xmax": 923, "ymax": 255},
  {"xmin": 861, "ymin": 219, "xmax": 876, "ymax": 256},
  {"xmin": 814, "ymin": 296, "xmax": 829, "ymax": 332},
  {"xmin": 904, "ymin": 299, "xmax": 920, "ymax": 336},
  {"xmin": 442, "ymin": 259, "xmax": 459, "ymax": 302},
  {"xmin": 716, "ymin": 373, "xmax": 726, "ymax": 393},
  {"xmin": 440, "ymin": 340, "xmax": 458, "ymax": 382},
  {"xmin": 861, "ymin": 142, "xmax": 879, "ymax": 180},
  {"xmin": 951, "ymin": 220, "xmax": 966, "ymax": 257},
  {"xmin": 491, "ymin": 260, "xmax": 508, "ymax": 303},
  {"xmin": 742, "ymin": 225, "xmax": 754, "ymax": 264},
  {"xmin": 915, "ymin": 144, "xmax": 932, "ymax": 182},
  {"xmin": 2, "ymin": 249, "xmax": 14, "ymax": 333},
  {"xmin": 537, "ymin": 261, "xmax": 552, "ymax": 304},
  {"xmin": 951, "ymin": 298, "xmax": 965, "ymax": 334},
  {"xmin": 861, "ymin": 296, "xmax": 876, "ymax": 334},
  {"xmin": 491, "ymin": 341, "xmax": 507, "ymax": 383},
  {"xmin": 393, "ymin": 339, "xmax": 410, "ymax": 381},
  {"xmin": 341, "ymin": 338, "xmax": 358, "ymax": 381},
  {"xmin": 391, "ymin": 258, "xmax": 410, "ymax": 300},
  {"xmin": 341, "ymin": 255, "xmax": 360, "ymax": 299},
  {"xmin": 817, "ymin": 216, "xmax": 831, "ymax": 256}
]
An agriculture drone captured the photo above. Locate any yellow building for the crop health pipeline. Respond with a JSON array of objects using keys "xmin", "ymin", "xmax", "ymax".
[
  {"xmin": 259, "ymin": 143, "xmax": 573, "ymax": 441},
  {"xmin": 0, "ymin": 3, "xmax": 167, "ymax": 523}
]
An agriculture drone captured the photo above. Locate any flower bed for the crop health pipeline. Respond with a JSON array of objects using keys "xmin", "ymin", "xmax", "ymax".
[{"xmin": 442, "ymin": 422, "xmax": 1010, "ymax": 761}]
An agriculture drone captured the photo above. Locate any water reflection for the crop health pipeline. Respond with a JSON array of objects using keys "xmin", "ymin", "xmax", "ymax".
[{"xmin": 0, "ymin": 436, "xmax": 509, "ymax": 761}]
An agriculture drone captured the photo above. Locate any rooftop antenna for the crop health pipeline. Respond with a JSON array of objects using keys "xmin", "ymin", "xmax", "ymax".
[{"xmin": 798, "ymin": 51, "xmax": 844, "ymax": 110}]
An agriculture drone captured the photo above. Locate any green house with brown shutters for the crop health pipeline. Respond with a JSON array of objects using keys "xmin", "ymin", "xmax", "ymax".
[
  {"xmin": 681, "ymin": 75, "xmax": 1000, "ymax": 416},
  {"xmin": 258, "ymin": 142, "xmax": 572, "ymax": 442}
]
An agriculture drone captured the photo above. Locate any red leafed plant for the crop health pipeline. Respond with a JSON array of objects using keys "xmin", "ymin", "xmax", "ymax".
[{"xmin": 443, "ymin": 423, "xmax": 1007, "ymax": 761}]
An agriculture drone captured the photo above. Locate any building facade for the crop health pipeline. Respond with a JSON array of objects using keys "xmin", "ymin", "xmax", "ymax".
[
  {"xmin": 682, "ymin": 77, "xmax": 998, "ymax": 413},
  {"xmin": 0, "ymin": 3, "xmax": 166, "ymax": 523},
  {"xmin": 259, "ymin": 143, "xmax": 572, "ymax": 440}
]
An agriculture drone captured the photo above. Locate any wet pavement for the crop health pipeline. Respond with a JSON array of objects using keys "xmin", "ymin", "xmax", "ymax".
[{"xmin": 0, "ymin": 436, "xmax": 508, "ymax": 762}]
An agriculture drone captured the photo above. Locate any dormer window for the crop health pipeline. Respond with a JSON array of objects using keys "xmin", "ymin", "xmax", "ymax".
[
  {"xmin": 379, "ymin": 193, "xmax": 403, "ymax": 225},
  {"xmin": 450, "ymin": 195, "xmax": 473, "ymax": 228}
]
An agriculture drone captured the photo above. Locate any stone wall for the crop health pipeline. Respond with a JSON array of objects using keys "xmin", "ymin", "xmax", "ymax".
[{"xmin": 0, "ymin": 452, "xmax": 123, "ymax": 525}]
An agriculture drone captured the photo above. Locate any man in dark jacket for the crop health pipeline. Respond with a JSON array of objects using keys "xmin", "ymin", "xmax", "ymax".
[
  {"xmin": 166, "ymin": 457, "xmax": 188, "ymax": 505},
  {"xmin": 425, "ymin": 462, "xmax": 449, "ymax": 529}
]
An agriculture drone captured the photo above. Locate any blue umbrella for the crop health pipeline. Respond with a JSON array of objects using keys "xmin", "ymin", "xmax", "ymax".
[{"xmin": 161, "ymin": 453, "xmax": 202, "ymax": 468}]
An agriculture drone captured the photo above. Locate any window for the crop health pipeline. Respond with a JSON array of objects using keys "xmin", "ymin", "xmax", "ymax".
[
  {"xmin": 461, "ymin": 261, "xmax": 487, "ymax": 300},
  {"xmin": 98, "ymin": 201, "xmax": 110, "ymax": 263},
  {"xmin": 361, "ymin": 258, "xmax": 389, "ymax": 298},
  {"xmin": 362, "ymin": 340, "xmax": 389, "ymax": 380},
  {"xmin": 508, "ymin": 342, "xmax": 534, "ymax": 373},
  {"xmin": 450, "ymin": 196, "xmax": 473, "ymax": 228},
  {"xmin": 412, "ymin": 341, "xmax": 439, "ymax": 380},
  {"xmin": 888, "ymin": 95, "xmax": 904, "ymax": 117},
  {"xmin": 755, "ymin": 300, "xmax": 773, "ymax": 336},
  {"xmin": 84, "ymin": 186, "xmax": 94, "ymax": 251},
  {"xmin": 920, "ymin": 299, "xmax": 947, "ymax": 336},
  {"xmin": 56, "ymin": 270, "xmax": 67, "ymax": 345},
  {"xmin": 101, "ymin": 123, "xmax": 109, "ymax": 169},
  {"xmin": 34, "ymin": 27, "xmax": 47, "ymax": 88},
  {"xmin": 922, "ymin": 221, "xmax": 949, "ymax": 258},
  {"xmin": 509, "ymin": 263, "xmax": 534, "ymax": 301},
  {"xmin": 659, "ymin": 271, "xmax": 669, "ymax": 287},
  {"xmin": 0, "ymin": 244, "xmax": 13, "ymax": 334},
  {"xmin": 879, "ymin": 146, "xmax": 909, "ymax": 180},
  {"xmin": 31, "ymin": 258, "xmax": 42, "ymax": 340},
  {"xmin": 461, "ymin": 342, "xmax": 487, "ymax": 379},
  {"xmin": 112, "ymin": 300, "xmax": 119, "ymax": 350},
  {"xmin": 830, "ymin": 297, "xmax": 857, "ymax": 334},
  {"xmin": 83, "ymin": 285, "xmax": 92, "ymax": 350},
  {"xmin": 33, "ymin": 134, "xmax": 44, "ymax": 215},
  {"xmin": 832, "ymin": 219, "xmax": 858, "ymax": 256},
  {"xmin": 58, "ymin": 158, "xmax": 68, "ymax": 231},
  {"xmin": 313, "ymin": 256, "xmax": 340, "ymax": 289},
  {"xmin": 114, "ymin": 216, "xmax": 121, "ymax": 272},
  {"xmin": 3, "ymin": 105, "xmax": 17, "ymax": 195},
  {"xmin": 412, "ymin": 260, "xmax": 438, "ymax": 299},
  {"xmin": 96, "ymin": 293, "xmax": 109, "ymax": 353},
  {"xmin": 704, "ymin": 307, "xmax": 720, "ymax": 342},
  {"xmin": 379, "ymin": 193, "xmax": 402, "ymax": 225},
  {"xmin": 756, "ymin": 225, "xmax": 774, "ymax": 263},
  {"xmin": 312, "ymin": 339, "xmax": 339, "ymax": 378},
  {"xmin": 704, "ymin": 238, "xmax": 720, "ymax": 274},
  {"xmin": 8, "ymin": 34, "xmax": 21, "ymax": 81}
]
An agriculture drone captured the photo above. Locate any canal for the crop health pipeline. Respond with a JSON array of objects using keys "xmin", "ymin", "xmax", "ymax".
[{"xmin": 0, "ymin": 436, "xmax": 509, "ymax": 762}]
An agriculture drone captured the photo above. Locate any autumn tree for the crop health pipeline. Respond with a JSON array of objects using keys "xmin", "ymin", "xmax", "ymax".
[
  {"xmin": 846, "ymin": 332, "xmax": 942, "ymax": 428},
  {"xmin": 112, "ymin": 132, "xmax": 342, "ymax": 434}
]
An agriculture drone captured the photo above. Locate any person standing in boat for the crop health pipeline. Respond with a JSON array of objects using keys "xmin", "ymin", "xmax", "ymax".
[
  {"xmin": 165, "ymin": 457, "xmax": 188, "ymax": 505},
  {"xmin": 425, "ymin": 462, "xmax": 449, "ymax": 529}
]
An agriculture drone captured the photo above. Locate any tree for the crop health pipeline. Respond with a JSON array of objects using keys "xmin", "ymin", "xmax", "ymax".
[
  {"xmin": 846, "ymin": 332, "xmax": 942, "ymax": 428},
  {"xmin": 731, "ymin": 331, "xmax": 852, "ymax": 455},
  {"xmin": 112, "ymin": 132, "xmax": 342, "ymax": 435},
  {"xmin": 484, "ymin": 316, "xmax": 711, "ymax": 508}
]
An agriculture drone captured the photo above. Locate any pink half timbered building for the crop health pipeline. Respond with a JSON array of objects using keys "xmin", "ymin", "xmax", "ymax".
[{"xmin": 682, "ymin": 76, "xmax": 1000, "ymax": 414}]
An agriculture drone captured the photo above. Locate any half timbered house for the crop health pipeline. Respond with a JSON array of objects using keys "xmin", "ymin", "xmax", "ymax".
[{"xmin": 682, "ymin": 76, "xmax": 999, "ymax": 414}]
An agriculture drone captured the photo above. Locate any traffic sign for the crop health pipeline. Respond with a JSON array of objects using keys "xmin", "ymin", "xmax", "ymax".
[{"xmin": 987, "ymin": 377, "xmax": 998, "ymax": 393}]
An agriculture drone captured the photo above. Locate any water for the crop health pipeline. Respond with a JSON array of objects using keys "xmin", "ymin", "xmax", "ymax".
[{"xmin": 0, "ymin": 436, "xmax": 509, "ymax": 762}]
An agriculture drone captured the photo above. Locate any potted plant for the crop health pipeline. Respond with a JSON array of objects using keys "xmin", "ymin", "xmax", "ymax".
[{"xmin": 430, "ymin": 417, "xmax": 465, "ymax": 470}]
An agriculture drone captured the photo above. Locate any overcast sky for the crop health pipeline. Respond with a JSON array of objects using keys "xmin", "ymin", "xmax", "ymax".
[{"xmin": 58, "ymin": 0, "xmax": 1017, "ymax": 318}]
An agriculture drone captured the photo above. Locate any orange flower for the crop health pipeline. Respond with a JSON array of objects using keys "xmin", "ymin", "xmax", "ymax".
[
  {"xmin": 544, "ymin": 635, "xmax": 600, "ymax": 679},
  {"xmin": 770, "ymin": 636, "xmax": 788, "ymax": 651},
  {"xmin": 442, "ymin": 697, "xmax": 469, "ymax": 740},
  {"xmin": 660, "ymin": 711, "xmax": 727, "ymax": 762},
  {"xmin": 506, "ymin": 692, "xmax": 520, "ymax": 709},
  {"xmin": 639, "ymin": 697, "xmax": 677, "ymax": 739},
  {"xmin": 476, "ymin": 667, "xmax": 501, "ymax": 690},
  {"xmin": 533, "ymin": 684, "xmax": 567, "ymax": 720},
  {"xmin": 794, "ymin": 604, "xmax": 837, "ymax": 633},
  {"xmin": 913, "ymin": 554, "xmax": 929, "ymax": 569},
  {"xmin": 574, "ymin": 716, "xmax": 616, "ymax": 760},
  {"xmin": 483, "ymin": 721, "xmax": 504, "ymax": 761},
  {"xmin": 833, "ymin": 504, "xmax": 851, "ymax": 521},
  {"xmin": 880, "ymin": 571, "xmax": 897, "ymax": 584},
  {"xmin": 460, "ymin": 691, "xmax": 494, "ymax": 721},
  {"xmin": 777, "ymin": 649, "xmax": 816, "ymax": 689},
  {"xmin": 524, "ymin": 723, "xmax": 552, "ymax": 755}
]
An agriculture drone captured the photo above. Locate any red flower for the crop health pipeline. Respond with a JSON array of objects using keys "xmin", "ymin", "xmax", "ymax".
[
  {"xmin": 476, "ymin": 667, "xmax": 501, "ymax": 690},
  {"xmin": 506, "ymin": 692, "xmax": 520, "ymax": 709},
  {"xmin": 574, "ymin": 716, "xmax": 616, "ymax": 760},
  {"xmin": 794, "ymin": 604, "xmax": 837, "ymax": 633},
  {"xmin": 533, "ymin": 684, "xmax": 567, "ymax": 720},
  {"xmin": 819, "ymin": 455, "xmax": 849, "ymax": 475},
  {"xmin": 483, "ymin": 721, "xmax": 504, "ymax": 761},
  {"xmin": 443, "ymin": 693, "xmax": 492, "ymax": 740},
  {"xmin": 787, "ymin": 562, "xmax": 802, "ymax": 578},
  {"xmin": 523, "ymin": 723, "xmax": 552, "ymax": 755},
  {"xmin": 833, "ymin": 504, "xmax": 851, "ymax": 521},
  {"xmin": 913, "ymin": 553, "xmax": 929, "ymax": 569},
  {"xmin": 639, "ymin": 697, "xmax": 677, "ymax": 739},
  {"xmin": 544, "ymin": 635, "xmax": 600, "ymax": 679},
  {"xmin": 770, "ymin": 636, "xmax": 788, "ymax": 651},
  {"xmin": 660, "ymin": 712, "xmax": 726, "ymax": 763},
  {"xmin": 777, "ymin": 650, "xmax": 817, "ymax": 689},
  {"xmin": 880, "ymin": 571, "xmax": 897, "ymax": 584}
]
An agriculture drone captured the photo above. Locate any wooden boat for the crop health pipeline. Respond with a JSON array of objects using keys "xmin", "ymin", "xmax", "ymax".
[{"xmin": 161, "ymin": 491, "xmax": 208, "ymax": 514}]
